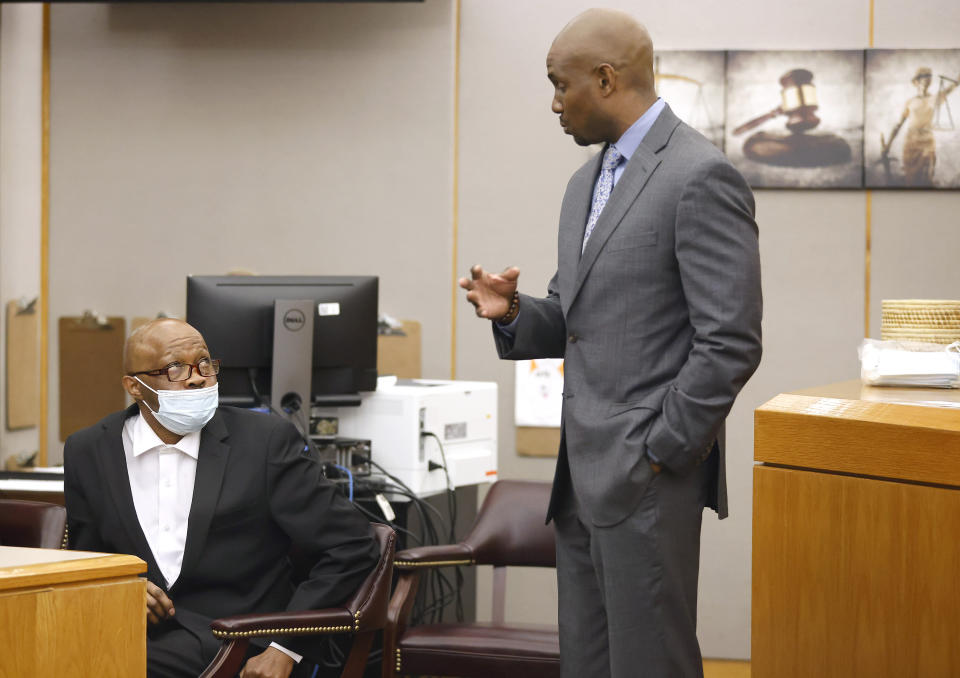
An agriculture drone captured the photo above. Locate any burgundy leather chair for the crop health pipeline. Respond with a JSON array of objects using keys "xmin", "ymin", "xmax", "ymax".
[
  {"xmin": 0, "ymin": 498, "xmax": 67, "ymax": 549},
  {"xmin": 199, "ymin": 523, "xmax": 396, "ymax": 678},
  {"xmin": 383, "ymin": 480, "xmax": 559, "ymax": 678}
]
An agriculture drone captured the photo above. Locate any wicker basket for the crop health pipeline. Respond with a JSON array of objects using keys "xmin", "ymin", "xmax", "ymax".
[{"xmin": 881, "ymin": 299, "xmax": 960, "ymax": 344}]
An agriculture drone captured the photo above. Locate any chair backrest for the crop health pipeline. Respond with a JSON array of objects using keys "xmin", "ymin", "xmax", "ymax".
[
  {"xmin": 462, "ymin": 480, "xmax": 555, "ymax": 568},
  {"xmin": 343, "ymin": 523, "xmax": 396, "ymax": 632},
  {"xmin": 0, "ymin": 498, "xmax": 67, "ymax": 549}
]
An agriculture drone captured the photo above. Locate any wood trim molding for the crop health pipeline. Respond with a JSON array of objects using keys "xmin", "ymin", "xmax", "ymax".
[
  {"xmin": 39, "ymin": 3, "xmax": 51, "ymax": 466},
  {"xmin": 449, "ymin": 0, "xmax": 461, "ymax": 380}
]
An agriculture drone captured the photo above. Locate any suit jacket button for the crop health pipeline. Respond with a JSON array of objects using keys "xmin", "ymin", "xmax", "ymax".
[{"xmin": 568, "ymin": 334, "xmax": 578, "ymax": 343}]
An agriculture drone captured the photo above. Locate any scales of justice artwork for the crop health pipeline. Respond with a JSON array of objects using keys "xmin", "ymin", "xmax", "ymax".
[
  {"xmin": 865, "ymin": 49, "xmax": 960, "ymax": 189},
  {"xmin": 653, "ymin": 51, "xmax": 726, "ymax": 149},
  {"xmin": 724, "ymin": 50, "xmax": 865, "ymax": 188}
]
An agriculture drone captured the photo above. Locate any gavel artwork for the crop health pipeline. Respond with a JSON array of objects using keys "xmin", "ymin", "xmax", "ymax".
[{"xmin": 733, "ymin": 68, "xmax": 852, "ymax": 167}]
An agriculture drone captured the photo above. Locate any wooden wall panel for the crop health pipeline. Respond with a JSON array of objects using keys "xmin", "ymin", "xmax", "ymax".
[{"xmin": 752, "ymin": 465, "xmax": 960, "ymax": 678}]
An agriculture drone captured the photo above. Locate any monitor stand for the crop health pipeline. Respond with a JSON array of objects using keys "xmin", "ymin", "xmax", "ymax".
[{"xmin": 271, "ymin": 299, "xmax": 314, "ymax": 416}]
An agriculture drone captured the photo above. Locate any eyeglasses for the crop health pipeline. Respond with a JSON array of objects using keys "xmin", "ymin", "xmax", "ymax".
[{"xmin": 129, "ymin": 358, "xmax": 221, "ymax": 383}]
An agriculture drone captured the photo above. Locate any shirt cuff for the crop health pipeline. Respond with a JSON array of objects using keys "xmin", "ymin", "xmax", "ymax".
[
  {"xmin": 269, "ymin": 642, "xmax": 302, "ymax": 664},
  {"xmin": 493, "ymin": 312, "xmax": 520, "ymax": 338}
]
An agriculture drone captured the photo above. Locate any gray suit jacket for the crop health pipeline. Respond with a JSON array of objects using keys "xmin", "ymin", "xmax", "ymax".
[{"xmin": 495, "ymin": 104, "xmax": 762, "ymax": 526}]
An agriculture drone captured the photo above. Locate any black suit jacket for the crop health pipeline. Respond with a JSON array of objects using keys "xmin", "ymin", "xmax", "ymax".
[{"xmin": 64, "ymin": 404, "xmax": 378, "ymax": 655}]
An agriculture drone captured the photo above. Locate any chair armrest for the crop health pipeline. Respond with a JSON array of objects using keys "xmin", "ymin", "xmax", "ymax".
[
  {"xmin": 394, "ymin": 543, "xmax": 474, "ymax": 569},
  {"xmin": 210, "ymin": 608, "xmax": 358, "ymax": 641}
]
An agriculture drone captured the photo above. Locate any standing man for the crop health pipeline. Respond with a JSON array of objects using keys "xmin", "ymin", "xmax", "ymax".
[
  {"xmin": 460, "ymin": 9, "xmax": 762, "ymax": 678},
  {"xmin": 64, "ymin": 318, "xmax": 379, "ymax": 678}
]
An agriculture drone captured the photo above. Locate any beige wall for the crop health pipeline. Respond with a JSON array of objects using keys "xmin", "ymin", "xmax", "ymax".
[
  {"xmin": 0, "ymin": 0, "xmax": 956, "ymax": 660},
  {"xmin": 47, "ymin": 1, "xmax": 455, "ymax": 456},
  {"xmin": 0, "ymin": 5, "xmax": 44, "ymax": 462}
]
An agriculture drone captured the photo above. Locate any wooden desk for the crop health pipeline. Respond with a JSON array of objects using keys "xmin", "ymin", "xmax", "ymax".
[
  {"xmin": 752, "ymin": 381, "xmax": 960, "ymax": 677},
  {"xmin": 0, "ymin": 547, "xmax": 146, "ymax": 677}
]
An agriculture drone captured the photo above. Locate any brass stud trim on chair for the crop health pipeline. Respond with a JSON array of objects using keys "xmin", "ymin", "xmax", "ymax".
[
  {"xmin": 61, "ymin": 524, "xmax": 69, "ymax": 550},
  {"xmin": 395, "ymin": 648, "xmax": 402, "ymax": 672},
  {"xmin": 354, "ymin": 610, "xmax": 361, "ymax": 631},
  {"xmin": 394, "ymin": 558, "xmax": 473, "ymax": 569},
  {"xmin": 211, "ymin": 624, "xmax": 353, "ymax": 640}
]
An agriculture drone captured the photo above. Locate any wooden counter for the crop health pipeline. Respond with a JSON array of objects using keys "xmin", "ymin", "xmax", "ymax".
[
  {"xmin": 0, "ymin": 546, "xmax": 147, "ymax": 677},
  {"xmin": 752, "ymin": 381, "xmax": 960, "ymax": 678}
]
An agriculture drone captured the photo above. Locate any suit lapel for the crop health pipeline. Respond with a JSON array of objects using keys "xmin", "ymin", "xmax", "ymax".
[
  {"xmin": 177, "ymin": 409, "xmax": 231, "ymax": 584},
  {"xmin": 566, "ymin": 105, "xmax": 682, "ymax": 313},
  {"xmin": 96, "ymin": 404, "xmax": 163, "ymax": 582},
  {"xmin": 559, "ymin": 152, "xmax": 602, "ymax": 316}
]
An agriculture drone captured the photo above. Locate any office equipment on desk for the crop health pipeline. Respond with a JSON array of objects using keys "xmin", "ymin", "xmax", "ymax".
[
  {"xmin": 5, "ymin": 298, "xmax": 39, "ymax": 430},
  {"xmin": 321, "ymin": 377, "xmax": 497, "ymax": 497},
  {"xmin": 311, "ymin": 436, "xmax": 372, "ymax": 477},
  {"xmin": 0, "ymin": 546, "xmax": 146, "ymax": 677},
  {"xmin": 186, "ymin": 275, "xmax": 378, "ymax": 409},
  {"xmin": 59, "ymin": 313, "xmax": 126, "ymax": 441}
]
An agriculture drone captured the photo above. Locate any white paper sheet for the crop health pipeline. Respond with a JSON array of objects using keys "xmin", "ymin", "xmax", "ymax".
[{"xmin": 514, "ymin": 359, "xmax": 564, "ymax": 427}]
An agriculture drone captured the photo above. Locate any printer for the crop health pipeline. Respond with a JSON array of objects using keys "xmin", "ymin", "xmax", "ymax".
[{"xmin": 327, "ymin": 377, "xmax": 498, "ymax": 497}]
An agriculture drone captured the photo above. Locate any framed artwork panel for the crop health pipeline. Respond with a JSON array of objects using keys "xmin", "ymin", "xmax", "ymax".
[{"xmin": 725, "ymin": 50, "xmax": 865, "ymax": 189}]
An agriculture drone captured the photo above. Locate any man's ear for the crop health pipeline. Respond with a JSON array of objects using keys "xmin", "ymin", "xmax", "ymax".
[
  {"xmin": 122, "ymin": 375, "xmax": 141, "ymax": 400},
  {"xmin": 597, "ymin": 63, "xmax": 617, "ymax": 96}
]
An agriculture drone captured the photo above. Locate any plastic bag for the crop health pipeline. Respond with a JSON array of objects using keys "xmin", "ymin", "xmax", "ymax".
[{"xmin": 859, "ymin": 338, "xmax": 960, "ymax": 388}]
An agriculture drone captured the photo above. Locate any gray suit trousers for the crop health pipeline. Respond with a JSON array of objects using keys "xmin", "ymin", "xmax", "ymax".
[{"xmin": 554, "ymin": 460, "xmax": 710, "ymax": 678}]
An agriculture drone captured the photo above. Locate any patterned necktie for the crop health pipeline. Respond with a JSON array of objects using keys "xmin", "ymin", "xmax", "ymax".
[{"xmin": 582, "ymin": 145, "xmax": 623, "ymax": 253}]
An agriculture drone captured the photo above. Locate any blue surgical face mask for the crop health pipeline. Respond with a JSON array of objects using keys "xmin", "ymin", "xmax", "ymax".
[{"xmin": 135, "ymin": 378, "xmax": 218, "ymax": 435}]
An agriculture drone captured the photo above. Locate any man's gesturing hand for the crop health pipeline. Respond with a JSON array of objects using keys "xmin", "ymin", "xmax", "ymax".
[
  {"xmin": 145, "ymin": 580, "xmax": 175, "ymax": 625},
  {"xmin": 458, "ymin": 265, "xmax": 520, "ymax": 320}
]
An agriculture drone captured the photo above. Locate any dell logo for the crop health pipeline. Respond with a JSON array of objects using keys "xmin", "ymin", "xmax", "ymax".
[{"xmin": 283, "ymin": 309, "xmax": 306, "ymax": 331}]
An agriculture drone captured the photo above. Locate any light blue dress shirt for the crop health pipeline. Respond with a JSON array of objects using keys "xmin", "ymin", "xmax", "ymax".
[{"xmin": 595, "ymin": 96, "xmax": 666, "ymax": 195}]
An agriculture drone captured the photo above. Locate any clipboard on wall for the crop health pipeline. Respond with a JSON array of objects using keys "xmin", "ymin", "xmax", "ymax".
[
  {"xmin": 59, "ymin": 313, "xmax": 126, "ymax": 441},
  {"xmin": 516, "ymin": 426, "xmax": 561, "ymax": 457},
  {"xmin": 6, "ymin": 299, "xmax": 40, "ymax": 430}
]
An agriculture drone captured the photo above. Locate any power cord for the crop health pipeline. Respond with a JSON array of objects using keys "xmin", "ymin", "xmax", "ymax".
[
  {"xmin": 420, "ymin": 430, "xmax": 464, "ymax": 622},
  {"xmin": 247, "ymin": 369, "xmax": 326, "ymax": 472},
  {"xmin": 352, "ymin": 452, "xmax": 464, "ymax": 625}
]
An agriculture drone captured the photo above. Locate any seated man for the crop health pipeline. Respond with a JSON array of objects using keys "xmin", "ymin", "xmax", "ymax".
[{"xmin": 64, "ymin": 318, "xmax": 379, "ymax": 678}]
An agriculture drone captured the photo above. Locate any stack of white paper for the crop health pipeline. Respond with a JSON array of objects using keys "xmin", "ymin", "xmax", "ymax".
[{"xmin": 860, "ymin": 340, "xmax": 960, "ymax": 388}]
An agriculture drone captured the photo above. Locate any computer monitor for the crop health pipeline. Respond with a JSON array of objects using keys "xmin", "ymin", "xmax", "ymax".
[{"xmin": 186, "ymin": 275, "xmax": 379, "ymax": 408}]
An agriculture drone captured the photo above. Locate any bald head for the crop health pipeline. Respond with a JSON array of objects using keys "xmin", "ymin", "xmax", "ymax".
[
  {"xmin": 121, "ymin": 318, "xmax": 216, "ymax": 442},
  {"xmin": 546, "ymin": 9, "xmax": 658, "ymax": 146},
  {"xmin": 551, "ymin": 9, "xmax": 655, "ymax": 95},
  {"xmin": 123, "ymin": 318, "xmax": 206, "ymax": 374}
]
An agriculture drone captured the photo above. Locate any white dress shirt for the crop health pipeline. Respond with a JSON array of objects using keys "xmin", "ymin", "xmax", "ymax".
[
  {"xmin": 123, "ymin": 413, "xmax": 199, "ymax": 589},
  {"xmin": 122, "ymin": 413, "xmax": 301, "ymax": 664}
]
